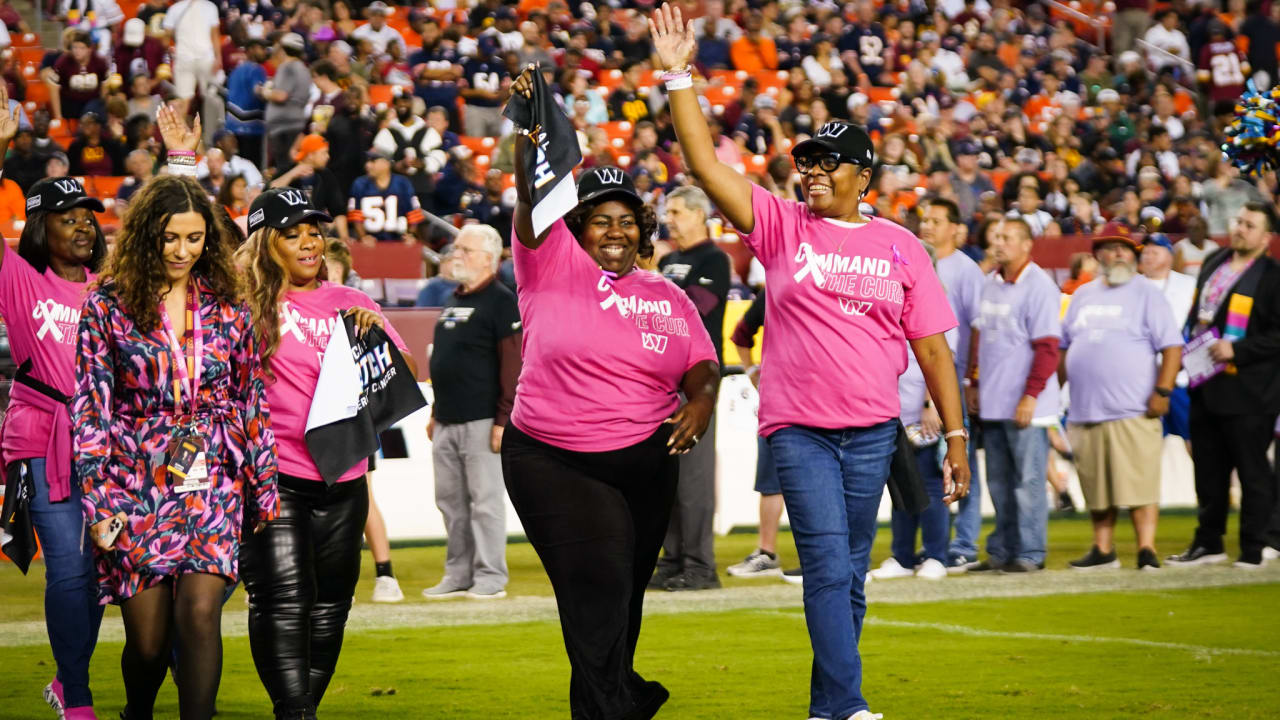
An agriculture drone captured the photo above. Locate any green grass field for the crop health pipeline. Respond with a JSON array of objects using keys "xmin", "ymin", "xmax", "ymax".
[{"xmin": 3, "ymin": 512, "xmax": 1278, "ymax": 719}]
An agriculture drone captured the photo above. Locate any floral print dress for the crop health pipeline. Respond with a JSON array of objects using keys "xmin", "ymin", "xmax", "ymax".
[{"xmin": 72, "ymin": 279, "xmax": 279, "ymax": 604}]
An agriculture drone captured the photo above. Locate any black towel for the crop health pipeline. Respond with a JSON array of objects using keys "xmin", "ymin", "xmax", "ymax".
[{"xmin": 502, "ymin": 63, "xmax": 582, "ymax": 236}]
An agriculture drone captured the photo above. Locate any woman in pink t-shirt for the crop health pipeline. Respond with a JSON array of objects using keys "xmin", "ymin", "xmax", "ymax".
[
  {"xmin": 652, "ymin": 6, "xmax": 971, "ymax": 719},
  {"xmin": 0, "ymin": 170, "xmax": 108, "ymax": 720},
  {"xmin": 502, "ymin": 70, "xmax": 719, "ymax": 720},
  {"xmin": 237, "ymin": 188, "xmax": 414, "ymax": 720}
]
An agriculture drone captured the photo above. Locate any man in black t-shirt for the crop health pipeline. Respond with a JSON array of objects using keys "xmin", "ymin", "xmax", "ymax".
[
  {"xmin": 653, "ymin": 186, "xmax": 730, "ymax": 592},
  {"xmin": 425, "ymin": 223, "xmax": 522, "ymax": 599}
]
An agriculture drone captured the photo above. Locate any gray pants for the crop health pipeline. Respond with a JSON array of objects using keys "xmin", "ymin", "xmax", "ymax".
[
  {"xmin": 464, "ymin": 104, "xmax": 505, "ymax": 138},
  {"xmin": 432, "ymin": 418, "xmax": 509, "ymax": 590},
  {"xmin": 1112, "ymin": 9, "xmax": 1150, "ymax": 56},
  {"xmin": 657, "ymin": 411, "xmax": 717, "ymax": 573}
]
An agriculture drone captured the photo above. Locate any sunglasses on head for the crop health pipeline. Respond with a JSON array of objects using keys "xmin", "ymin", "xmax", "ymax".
[{"xmin": 794, "ymin": 152, "xmax": 858, "ymax": 173}]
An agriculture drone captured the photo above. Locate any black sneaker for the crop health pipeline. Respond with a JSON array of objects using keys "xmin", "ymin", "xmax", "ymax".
[
  {"xmin": 1001, "ymin": 559, "xmax": 1044, "ymax": 573},
  {"xmin": 647, "ymin": 566, "xmax": 679, "ymax": 590},
  {"xmin": 663, "ymin": 569, "xmax": 722, "ymax": 591},
  {"xmin": 946, "ymin": 554, "xmax": 980, "ymax": 574},
  {"xmin": 1069, "ymin": 545, "xmax": 1120, "ymax": 570},
  {"xmin": 1137, "ymin": 548, "xmax": 1161, "ymax": 571},
  {"xmin": 781, "ymin": 567, "xmax": 803, "ymax": 585},
  {"xmin": 1166, "ymin": 545, "xmax": 1227, "ymax": 566},
  {"xmin": 967, "ymin": 559, "xmax": 1003, "ymax": 572}
]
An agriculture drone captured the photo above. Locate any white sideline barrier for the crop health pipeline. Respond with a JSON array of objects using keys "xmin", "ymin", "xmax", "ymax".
[{"xmin": 370, "ymin": 379, "xmax": 1199, "ymax": 541}]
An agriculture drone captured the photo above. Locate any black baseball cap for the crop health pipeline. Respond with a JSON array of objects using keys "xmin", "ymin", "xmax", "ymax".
[
  {"xmin": 25, "ymin": 177, "xmax": 105, "ymax": 214},
  {"xmin": 247, "ymin": 187, "xmax": 332, "ymax": 235},
  {"xmin": 791, "ymin": 121, "xmax": 876, "ymax": 168},
  {"xmin": 577, "ymin": 166, "xmax": 642, "ymax": 207}
]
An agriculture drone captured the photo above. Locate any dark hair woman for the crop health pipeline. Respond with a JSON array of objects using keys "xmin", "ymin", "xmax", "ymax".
[
  {"xmin": 237, "ymin": 188, "xmax": 415, "ymax": 720},
  {"xmin": 502, "ymin": 67, "xmax": 719, "ymax": 719},
  {"xmin": 71, "ymin": 108, "xmax": 278, "ymax": 720},
  {"xmin": 652, "ymin": 6, "xmax": 970, "ymax": 720},
  {"xmin": 0, "ymin": 86, "xmax": 108, "ymax": 719}
]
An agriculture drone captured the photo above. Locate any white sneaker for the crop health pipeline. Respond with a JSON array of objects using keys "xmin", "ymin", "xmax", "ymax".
[
  {"xmin": 915, "ymin": 558, "xmax": 947, "ymax": 580},
  {"xmin": 1263, "ymin": 547, "xmax": 1280, "ymax": 562},
  {"xmin": 848, "ymin": 712, "xmax": 883, "ymax": 720},
  {"xmin": 371, "ymin": 576, "xmax": 404, "ymax": 603},
  {"xmin": 868, "ymin": 557, "xmax": 914, "ymax": 580},
  {"xmin": 727, "ymin": 549, "xmax": 783, "ymax": 577}
]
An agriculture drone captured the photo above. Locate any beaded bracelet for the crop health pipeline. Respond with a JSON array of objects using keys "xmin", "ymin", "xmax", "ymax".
[{"xmin": 662, "ymin": 66, "xmax": 693, "ymax": 92}]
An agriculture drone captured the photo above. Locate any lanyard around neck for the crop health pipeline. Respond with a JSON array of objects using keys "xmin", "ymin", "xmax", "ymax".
[{"xmin": 159, "ymin": 280, "xmax": 203, "ymax": 419}]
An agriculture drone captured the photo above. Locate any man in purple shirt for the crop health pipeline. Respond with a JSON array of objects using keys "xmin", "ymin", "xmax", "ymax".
[
  {"xmin": 919, "ymin": 198, "xmax": 987, "ymax": 572},
  {"xmin": 969, "ymin": 218, "xmax": 1061, "ymax": 573},
  {"xmin": 1060, "ymin": 230, "xmax": 1183, "ymax": 571}
]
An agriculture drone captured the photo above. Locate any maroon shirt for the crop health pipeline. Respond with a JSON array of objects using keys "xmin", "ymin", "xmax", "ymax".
[
  {"xmin": 53, "ymin": 53, "xmax": 107, "ymax": 108},
  {"xmin": 113, "ymin": 39, "xmax": 167, "ymax": 80}
]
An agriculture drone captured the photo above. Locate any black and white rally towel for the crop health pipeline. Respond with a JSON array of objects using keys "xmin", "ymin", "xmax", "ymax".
[
  {"xmin": 502, "ymin": 64, "xmax": 583, "ymax": 237},
  {"xmin": 304, "ymin": 314, "xmax": 428, "ymax": 484}
]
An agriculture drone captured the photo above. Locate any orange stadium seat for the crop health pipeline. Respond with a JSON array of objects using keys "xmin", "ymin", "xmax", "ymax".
[
  {"xmin": 90, "ymin": 176, "xmax": 127, "ymax": 200},
  {"xmin": 751, "ymin": 70, "xmax": 788, "ymax": 92},
  {"xmin": 23, "ymin": 81, "xmax": 51, "ymax": 112},
  {"xmin": 367, "ymin": 84, "xmax": 396, "ymax": 108},
  {"xmin": 457, "ymin": 135, "xmax": 496, "ymax": 155},
  {"xmin": 990, "ymin": 169, "xmax": 1011, "ymax": 194},
  {"xmin": 16, "ymin": 47, "xmax": 43, "ymax": 67},
  {"xmin": 867, "ymin": 87, "xmax": 899, "ymax": 104},
  {"xmin": 708, "ymin": 69, "xmax": 747, "ymax": 88},
  {"xmin": 598, "ymin": 120, "xmax": 632, "ymax": 143},
  {"xmin": 597, "ymin": 69, "xmax": 623, "ymax": 93},
  {"xmin": 703, "ymin": 85, "xmax": 738, "ymax": 107},
  {"xmin": 11, "ymin": 33, "xmax": 41, "ymax": 48}
]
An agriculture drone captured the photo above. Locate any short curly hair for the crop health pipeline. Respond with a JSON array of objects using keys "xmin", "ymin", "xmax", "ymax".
[{"xmin": 562, "ymin": 194, "xmax": 658, "ymax": 261}]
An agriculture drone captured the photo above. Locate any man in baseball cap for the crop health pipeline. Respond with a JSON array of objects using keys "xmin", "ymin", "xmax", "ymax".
[{"xmin": 246, "ymin": 187, "xmax": 332, "ymax": 236}]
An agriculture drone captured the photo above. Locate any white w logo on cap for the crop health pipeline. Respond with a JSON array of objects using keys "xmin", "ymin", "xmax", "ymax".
[
  {"xmin": 816, "ymin": 123, "xmax": 848, "ymax": 139},
  {"xmin": 596, "ymin": 168, "xmax": 626, "ymax": 185},
  {"xmin": 53, "ymin": 179, "xmax": 81, "ymax": 195},
  {"xmin": 278, "ymin": 189, "xmax": 307, "ymax": 207}
]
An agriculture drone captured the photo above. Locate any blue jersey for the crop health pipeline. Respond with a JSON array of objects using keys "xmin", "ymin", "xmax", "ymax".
[
  {"xmin": 838, "ymin": 24, "xmax": 887, "ymax": 85},
  {"xmin": 461, "ymin": 57, "xmax": 508, "ymax": 108},
  {"xmin": 347, "ymin": 174, "xmax": 424, "ymax": 241}
]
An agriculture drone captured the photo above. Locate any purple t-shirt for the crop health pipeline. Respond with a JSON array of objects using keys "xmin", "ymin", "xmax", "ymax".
[
  {"xmin": 510, "ymin": 219, "xmax": 717, "ymax": 453},
  {"xmin": 742, "ymin": 184, "xmax": 957, "ymax": 436},
  {"xmin": 899, "ymin": 324, "xmax": 959, "ymax": 427},
  {"xmin": 0, "ymin": 251, "xmax": 94, "ymax": 460},
  {"xmin": 974, "ymin": 261, "xmax": 1062, "ymax": 422},
  {"xmin": 935, "ymin": 249, "xmax": 986, "ymax": 379},
  {"xmin": 1061, "ymin": 276, "xmax": 1183, "ymax": 423}
]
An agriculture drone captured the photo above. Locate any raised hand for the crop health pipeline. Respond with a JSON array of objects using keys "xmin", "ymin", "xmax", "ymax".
[
  {"xmin": 648, "ymin": 3, "xmax": 697, "ymax": 72},
  {"xmin": 0, "ymin": 84, "xmax": 17, "ymax": 143},
  {"xmin": 157, "ymin": 103, "xmax": 202, "ymax": 153}
]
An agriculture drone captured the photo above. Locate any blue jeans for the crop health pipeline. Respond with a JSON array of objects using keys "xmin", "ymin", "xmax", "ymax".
[
  {"xmin": 948, "ymin": 403, "xmax": 983, "ymax": 561},
  {"xmin": 982, "ymin": 421, "xmax": 1049, "ymax": 565},
  {"xmin": 27, "ymin": 458, "xmax": 104, "ymax": 708},
  {"xmin": 769, "ymin": 421, "xmax": 897, "ymax": 720},
  {"xmin": 890, "ymin": 444, "xmax": 949, "ymax": 565}
]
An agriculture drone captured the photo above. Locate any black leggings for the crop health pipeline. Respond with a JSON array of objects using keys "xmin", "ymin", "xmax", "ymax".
[
  {"xmin": 120, "ymin": 572, "xmax": 229, "ymax": 720},
  {"xmin": 501, "ymin": 423, "xmax": 679, "ymax": 720},
  {"xmin": 239, "ymin": 474, "xmax": 369, "ymax": 717}
]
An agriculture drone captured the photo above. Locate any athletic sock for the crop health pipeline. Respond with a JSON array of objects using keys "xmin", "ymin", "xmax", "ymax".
[{"xmin": 375, "ymin": 561, "xmax": 394, "ymax": 578}]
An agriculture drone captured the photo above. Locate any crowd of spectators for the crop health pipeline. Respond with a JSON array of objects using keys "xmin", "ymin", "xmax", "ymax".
[{"xmin": 0, "ymin": 0, "xmax": 1276, "ymax": 283}]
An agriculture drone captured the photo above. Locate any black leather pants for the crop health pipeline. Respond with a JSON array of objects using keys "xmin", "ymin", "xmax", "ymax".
[{"xmin": 240, "ymin": 474, "xmax": 369, "ymax": 718}]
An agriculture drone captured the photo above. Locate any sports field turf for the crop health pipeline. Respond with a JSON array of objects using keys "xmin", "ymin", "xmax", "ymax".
[{"xmin": 3, "ymin": 512, "xmax": 1278, "ymax": 719}]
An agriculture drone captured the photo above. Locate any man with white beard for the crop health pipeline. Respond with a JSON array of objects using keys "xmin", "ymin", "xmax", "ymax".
[
  {"xmin": 1140, "ymin": 233, "xmax": 1197, "ymax": 444},
  {"xmin": 1059, "ymin": 229, "xmax": 1183, "ymax": 570}
]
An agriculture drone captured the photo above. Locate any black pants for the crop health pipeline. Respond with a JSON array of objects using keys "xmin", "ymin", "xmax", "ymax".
[
  {"xmin": 239, "ymin": 474, "xmax": 369, "ymax": 717},
  {"xmin": 1188, "ymin": 403, "xmax": 1278, "ymax": 555},
  {"xmin": 502, "ymin": 423, "xmax": 678, "ymax": 720}
]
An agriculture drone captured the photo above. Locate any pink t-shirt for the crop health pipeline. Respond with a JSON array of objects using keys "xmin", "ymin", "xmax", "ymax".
[
  {"xmin": 266, "ymin": 282, "xmax": 408, "ymax": 482},
  {"xmin": 0, "ymin": 251, "xmax": 94, "ymax": 460},
  {"xmin": 511, "ymin": 219, "xmax": 718, "ymax": 453},
  {"xmin": 743, "ymin": 183, "xmax": 957, "ymax": 437}
]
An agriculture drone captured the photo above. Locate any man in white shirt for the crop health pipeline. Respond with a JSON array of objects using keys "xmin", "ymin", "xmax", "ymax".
[
  {"xmin": 162, "ymin": 0, "xmax": 220, "ymax": 106},
  {"xmin": 1140, "ymin": 233, "xmax": 1196, "ymax": 443},
  {"xmin": 1143, "ymin": 10, "xmax": 1191, "ymax": 72},
  {"xmin": 1006, "ymin": 185, "xmax": 1059, "ymax": 237},
  {"xmin": 1126, "ymin": 126, "xmax": 1180, "ymax": 180},
  {"xmin": 350, "ymin": 1, "xmax": 405, "ymax": 56},
  {"xmin": 692, "ymin": 0, "xmax": 742, "ymax": 41}
]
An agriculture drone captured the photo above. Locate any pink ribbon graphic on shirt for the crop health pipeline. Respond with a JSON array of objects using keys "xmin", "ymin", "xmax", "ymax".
[
  {"xmin": 891, "ymin": 243, "xmax": 909, "ymax": 268},
  {"xmin": 32, "ymin": 299, "xmax": 66, "ymax": 343},
  {"xmin": 792, "ymin": 242, "xmax": 827, "ymax": 287},
  {"xmin": 278, "ymin": 303, "xmax": 307, "ymax": 343},
  {"xmin": 597, "ymin": 274, "xmax": 631, "ymax": 317}
]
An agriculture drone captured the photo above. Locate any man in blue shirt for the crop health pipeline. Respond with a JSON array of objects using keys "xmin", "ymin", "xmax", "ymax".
[{"xmin": 225, "ymin": 38, "xmax": 268, "ymax": 170}]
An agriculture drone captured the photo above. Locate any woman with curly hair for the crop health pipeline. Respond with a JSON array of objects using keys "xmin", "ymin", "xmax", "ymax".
[
  {"xmin": 501, "ymin": 67, "xmax": 719, "ymax": 719},
  {"xmin": 236, "ymin": 187, "xmax": 412, "ymax": 720},
  {"xmin": 72, "ymin": 107, "xmax": 278, "ymax": 720}
]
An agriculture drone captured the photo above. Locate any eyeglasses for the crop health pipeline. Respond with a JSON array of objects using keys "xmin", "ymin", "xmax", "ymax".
[{"xmin": 794, "ymin": 153, "xmax": 854, "ymax": 173}]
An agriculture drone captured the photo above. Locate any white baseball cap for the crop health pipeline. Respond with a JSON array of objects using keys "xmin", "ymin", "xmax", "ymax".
[{"xmin": 123, "ymin": 18, "xmax": 145, "ymax": 47}]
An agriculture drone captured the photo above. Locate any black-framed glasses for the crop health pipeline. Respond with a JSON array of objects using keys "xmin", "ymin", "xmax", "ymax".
[{"xmin": 794, "ymin": 153, "xmax": 854, "ymax": 173}]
